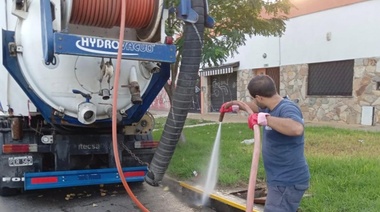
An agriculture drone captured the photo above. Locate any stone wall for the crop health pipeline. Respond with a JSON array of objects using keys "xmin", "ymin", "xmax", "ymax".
[
  {"xmin": 278, "ymin": 58, "xmax": 380, "ymax": 125},
  {"xmin": 197, "ymin": 57, "xmax": 380, "ymax": 125},
  {"xmin": 232, "ymin": 58, "xmax": 380, "ymax": 124},
  {"xmin": 230, "ymin": 57, "xmax": 380, "ymax": 125},
  {"xmin": 237, "ymin": 69, "xmax": 255, "ymax": 102}
]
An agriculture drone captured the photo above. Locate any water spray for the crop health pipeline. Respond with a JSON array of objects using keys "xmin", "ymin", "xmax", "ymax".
[
  {"xmin": 201, "ymin": 104, "xmax": 240, "ymax": 207},
  {"xmin": 201, "ymin": 121, "xmax": 222, "ymax": 206}
]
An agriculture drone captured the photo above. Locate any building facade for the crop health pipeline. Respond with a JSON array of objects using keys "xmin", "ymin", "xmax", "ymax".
[
  {"xmin": 152, "ymin": 0, "xmax": 380, "ymax": 125},
  {"xmin": 201, "ymin": 0, "xmax": 380, "ymax": 125}
]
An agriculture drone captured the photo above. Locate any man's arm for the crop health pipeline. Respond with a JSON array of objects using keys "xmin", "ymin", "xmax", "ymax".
[
  {"xmin": 246, "ymin": 101, "xmax": 260, "ymax": 113},
  {"xmin": 223, "ymin": 101, "xmax": 260, "ymax": 114},
  {"xmin": 266, "ymin": 116, "xmax": 304, "ymax": 136}
]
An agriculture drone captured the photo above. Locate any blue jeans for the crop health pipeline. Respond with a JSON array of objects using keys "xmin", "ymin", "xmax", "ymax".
[{"xmin": 264, "ymin": 184, "xmax": 309, "ymax": 212}]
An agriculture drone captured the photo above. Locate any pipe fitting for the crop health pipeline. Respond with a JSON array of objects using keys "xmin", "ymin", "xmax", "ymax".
[
  {"xmin": 11, "ymin": 117, "xmax": 23, "ymax": 140},
  {"xmin": 129, "ymin": 66, "xmax": 143, "ymax": 104},
  {"xmin": 141, "ymin": 61, "xmax": 160, "ymax": 73},
  {"xmin": 100, "ymin": 89, "xmax": 111, "ymax": 100},
  {"xmin": 77, "ymin": 102, "xmax": 97, "ymax": 125},
  {"xmin": 104, "ymin": 105, "xmax": 122, "ymax": 122}
]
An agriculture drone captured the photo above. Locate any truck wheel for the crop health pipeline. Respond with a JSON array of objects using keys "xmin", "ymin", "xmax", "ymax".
[{"xmin": 0, "ymin": 181, "xmax": 20, "ymax": 196}]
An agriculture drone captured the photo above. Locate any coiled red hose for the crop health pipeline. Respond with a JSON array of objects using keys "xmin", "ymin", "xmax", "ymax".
[{"xmin": 69, "ymin": 0, "xmax": 154, "ymax": 29}]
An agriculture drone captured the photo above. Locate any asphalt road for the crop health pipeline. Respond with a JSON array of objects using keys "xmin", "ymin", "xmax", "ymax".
[{"xmin": 0, "ymin": 178, "xmax": 212, "ymax": 212}]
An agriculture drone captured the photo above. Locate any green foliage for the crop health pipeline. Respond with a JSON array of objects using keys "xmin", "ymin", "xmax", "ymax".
[
  {"xmin": 203, "ymin": 0, "xmax": 292, "ymax": 66},
  {"xmin": 304, "ymin": 126, "xmax": 380, "ymax": 157},
  {"xmin": 162, "ymin": 0, "xmax": 292, "ymax": 100},
  {"xmin": 301, "ymin": 157, "xmax": 380, "ymax": 212},
  {"xmin": 165, "ymin": 0, "xmax": 292, "ymax": 67}
]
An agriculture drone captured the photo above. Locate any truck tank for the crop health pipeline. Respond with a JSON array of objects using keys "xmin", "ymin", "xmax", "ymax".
[{"xmin": 0, "ymin": 0, "xmax": 175, "ymax": 195}]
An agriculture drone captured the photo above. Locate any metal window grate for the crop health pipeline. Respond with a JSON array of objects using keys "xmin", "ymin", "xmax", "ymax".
[
  {"xmin": 308, "ymin": 60, "xmax": 354, "ymax": 96},
  {"xmin": 210, "ymin": 72, "xmax": 237, "ymax": 112}
]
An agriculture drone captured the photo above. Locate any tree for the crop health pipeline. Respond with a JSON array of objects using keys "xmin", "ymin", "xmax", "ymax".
[
  {"xmin": 163, "ymin": 0, "xmax": 291, "ymax": 141},
  {"xmin": 202, "ymin": 0, "xmax": 292, "ymax": 66},
  {"xmin": 164, "ymin": 0, "xmax": 291, "ymax": 99}
]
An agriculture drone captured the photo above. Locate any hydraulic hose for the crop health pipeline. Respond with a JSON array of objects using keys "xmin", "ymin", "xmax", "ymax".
[
  {"xmin": 145, "ymin": 0, "xmax": 205, "ymax": 185},
  {"xmin": 246, "ymin": 125, "xmax": 261, "ymax": 212},
  {"xmin": 112, "ymin": 0, "xmax": 149, "ymax": 211}
]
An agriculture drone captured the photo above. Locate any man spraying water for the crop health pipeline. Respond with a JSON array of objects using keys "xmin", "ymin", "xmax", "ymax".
[{"xmin": 221, "ymin": 75, "xmax": 310, "ymax": 212}]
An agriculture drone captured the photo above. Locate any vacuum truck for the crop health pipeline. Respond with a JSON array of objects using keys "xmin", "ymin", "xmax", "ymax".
[{"xmin": 0, "ymin": 0, "xmax": 187, "ymax": 196}]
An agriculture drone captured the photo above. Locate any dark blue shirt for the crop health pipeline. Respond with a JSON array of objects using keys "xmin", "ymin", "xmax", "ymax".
[{"xmin": 261, "ymin": 99, "xmax": 310, "ymax": 186}]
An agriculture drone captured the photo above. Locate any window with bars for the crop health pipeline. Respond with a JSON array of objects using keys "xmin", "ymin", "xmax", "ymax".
[{"xmin": 307, "ymin": 60, "xmax": 354, "ymax": 96}]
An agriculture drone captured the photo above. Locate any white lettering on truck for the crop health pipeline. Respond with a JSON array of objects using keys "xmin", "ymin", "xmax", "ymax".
[
  {"xmin": 2, "ymin": 177, "xmax": 25, "ymax": 182},
  {"xmin": 76, "ymin": 37, "xmax": 155, "ymax": 55}
]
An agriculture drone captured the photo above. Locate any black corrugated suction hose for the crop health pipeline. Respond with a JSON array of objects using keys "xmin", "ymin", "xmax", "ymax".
[{"xmin": 145, "ymin": 0, "xmax": 205, "ymax": 185}]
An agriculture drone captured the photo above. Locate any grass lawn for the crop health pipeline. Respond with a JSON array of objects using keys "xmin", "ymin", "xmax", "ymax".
[{"xmin": 152, "ymin": 120, "xmax": 380, "ymax": 212}]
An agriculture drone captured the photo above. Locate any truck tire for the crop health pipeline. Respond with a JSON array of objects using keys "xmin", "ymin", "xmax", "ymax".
[{"xmin": 0, "ymin": 183, "xmax": 20, "ymax": 196}]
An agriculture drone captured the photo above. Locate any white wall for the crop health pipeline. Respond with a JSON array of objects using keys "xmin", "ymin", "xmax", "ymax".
[
  {"xmin": 281, "ymin": 0, "xmax": 380, "ymax": 65},
  {"xmin": 0, "ymin": 0, "xmax": 8, "ymax": 112},
  {"xmin": 226, "ymin": 0, "xmax": 380, "ymax": 69},
  {"xmin": 1, "ymin": 0, "xmax": 34, "ymax": 115},
  {"xmin": 225, "ymin": 35, "xmax": 280, "ymax": 70}
]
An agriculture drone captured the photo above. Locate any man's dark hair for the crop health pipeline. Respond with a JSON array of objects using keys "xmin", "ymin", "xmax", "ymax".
[{"xmin": 247, "ymin": 75, "xmax": 277, "ymax": 98}]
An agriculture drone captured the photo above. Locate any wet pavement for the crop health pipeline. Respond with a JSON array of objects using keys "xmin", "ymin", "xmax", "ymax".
[{"xmin": 0, "ymin": 177, "xmax": 209, "ymax": 212}]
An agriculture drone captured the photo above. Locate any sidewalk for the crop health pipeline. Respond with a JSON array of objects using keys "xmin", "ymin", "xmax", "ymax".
[{"xmin": 149, "ymin": 110, "xmax": 380, "ymax": 132}]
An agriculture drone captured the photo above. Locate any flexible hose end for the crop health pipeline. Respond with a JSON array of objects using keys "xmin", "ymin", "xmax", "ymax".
[
  {"xmin": 219, "ymin": 112, "xmax": 225, "ymax": 122},
  {"xmin": 144, "ymin": 171, "xmax": 160, "ymax": 187}
]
